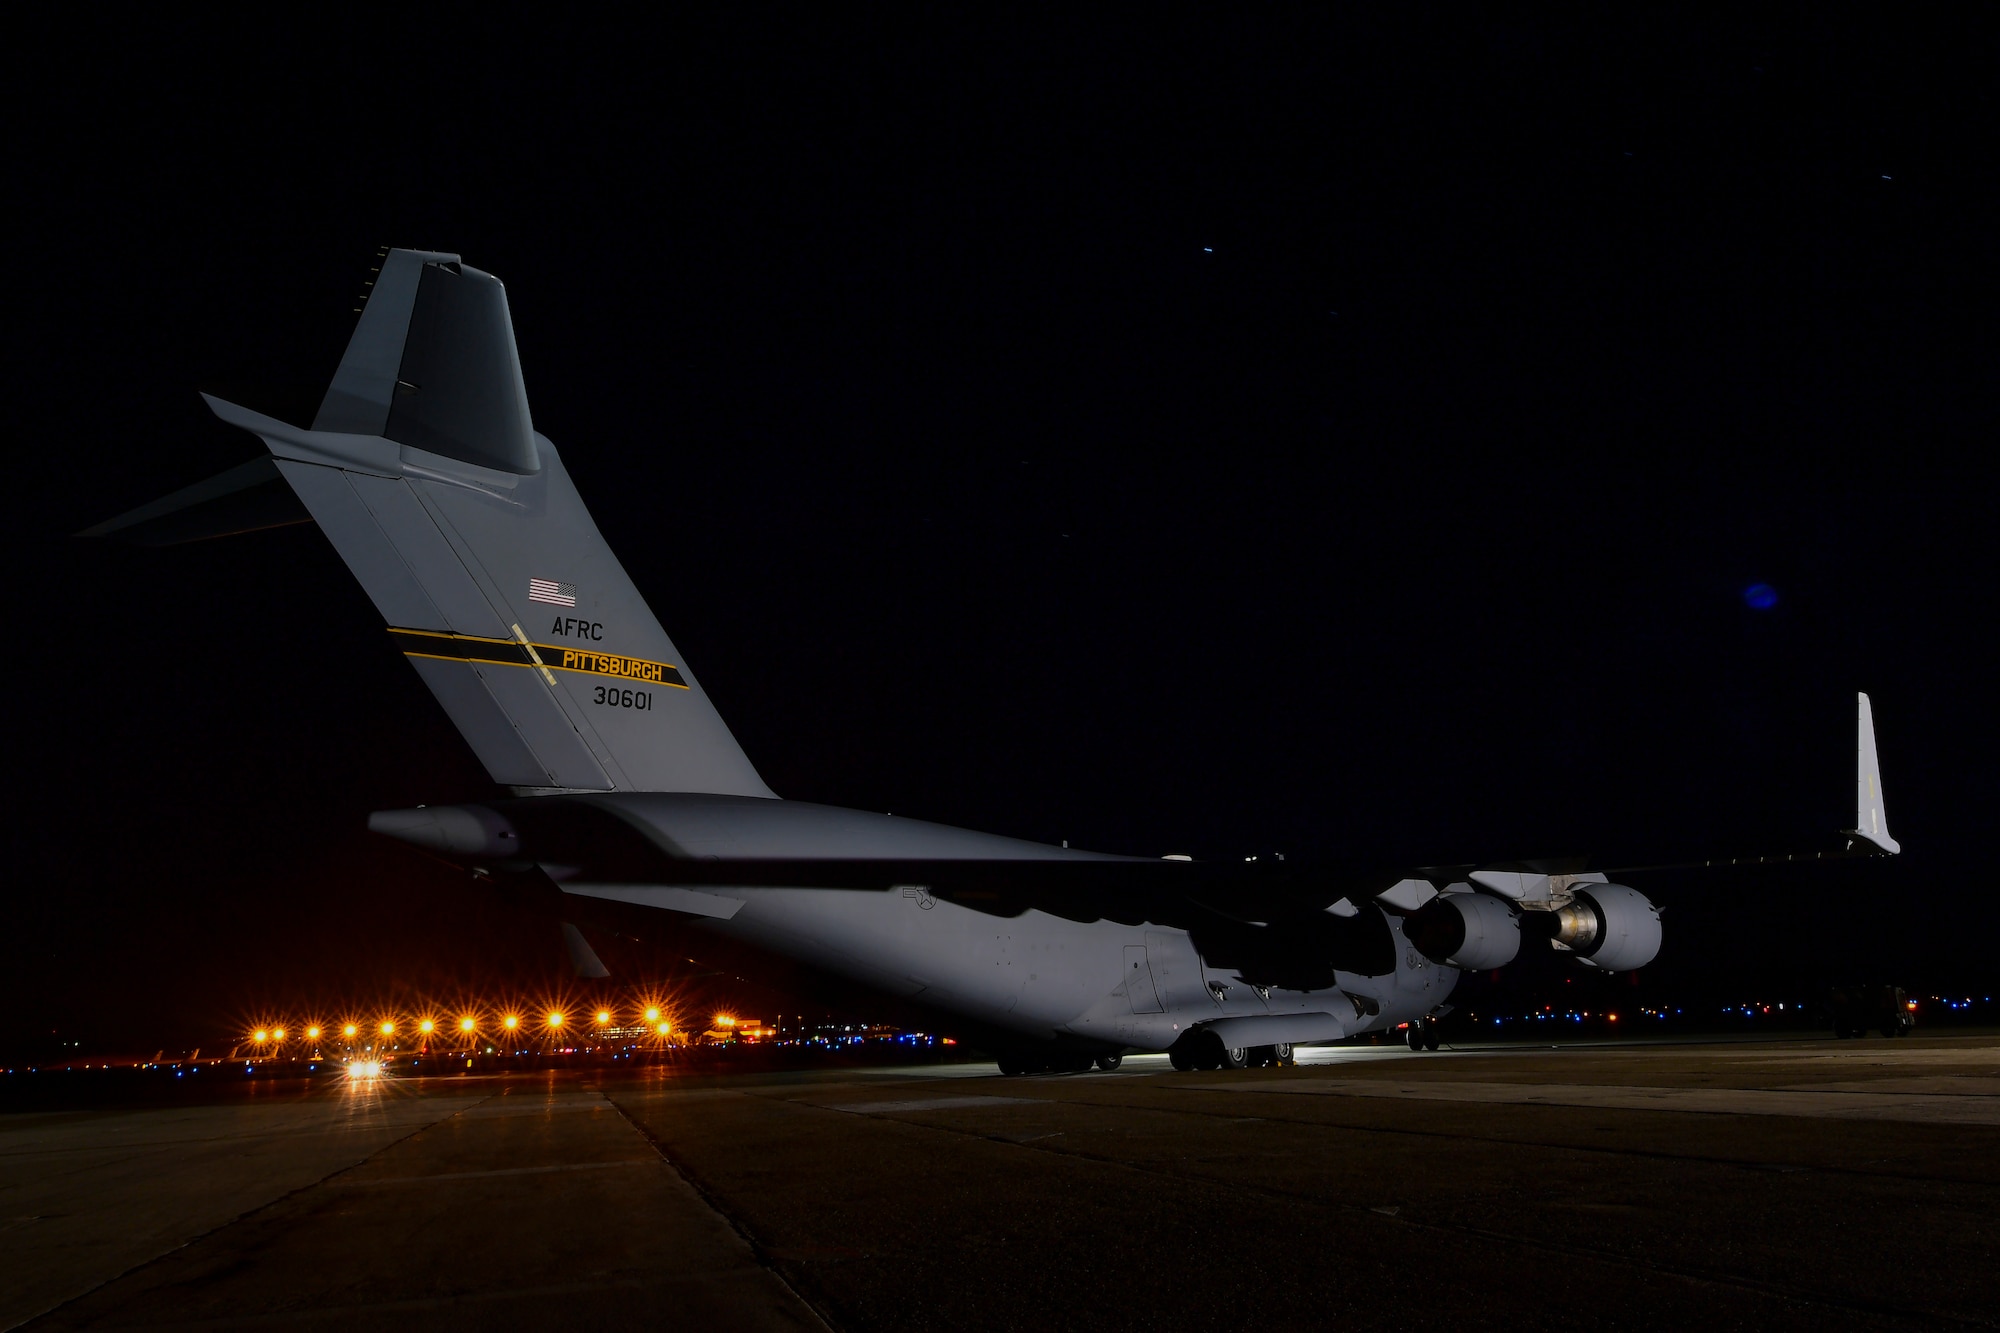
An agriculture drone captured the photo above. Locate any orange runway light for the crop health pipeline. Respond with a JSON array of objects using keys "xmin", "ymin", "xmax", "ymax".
[
  {"xmin": 419, "ymin": 1019, "xmax": 435, "ymax": 1035},
  {"xmin": 645, "ymin": 1007, "xmax": 662, "ymax": 1023},
  {"xmin": 503, "ymin": 1015, "xmax": 520, "ymax": 1031},
  {"xmin": 657, "ymin": 1023, "xmax": 671, "ymax": 1036},
  {"xmin": 253, "ymin": 1030, "xmax": 269, "ymax": 1043},
  {"xmin": 596, "ymin": 1010, "xmax": 611, "ymax": 1025},
  {"xmin": 459, "ymin": 1016, "xmax": 476, "ymax": 1033},
  {"xmin": 343, "ymin": 1024, "xmax": 359, "ymax": 1038},
  {"xmin": 273, "ymin": 1028, "xmax": 286, "ymax": 1040},
  {"xmin": 547, "ymin": 1012, "xmax": 565, "ymax": 1029},
  {"xmin": 306, "ymin": 1026, "xmax": 321, "ymax": 1040},
  {"xmin": 380, "ymin": 1021, "xmax": 396, "ymax": 1037}
]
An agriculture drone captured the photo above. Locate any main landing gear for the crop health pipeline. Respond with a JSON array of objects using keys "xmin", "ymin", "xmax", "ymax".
[
  {"xmin": 1167, "ymin": 1032, "xmax": 1296, "ymax": 1071},
  {"xmin": 997, "ymin": 1052, "xmax": 1123, "ymax": 1076},
  {"xmin": 1406, "ymin": 1016, "xmax": 1442, "ymax": 1052}
]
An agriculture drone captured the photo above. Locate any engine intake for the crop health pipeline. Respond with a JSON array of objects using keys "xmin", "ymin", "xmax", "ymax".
[
  {"xmin": 1552, "ymin": 884, "xmax": 1662, "ymax": 971},
  {"xmin": 1407, "ymin": 891, "xmax": 1521, "ymax": 970}
]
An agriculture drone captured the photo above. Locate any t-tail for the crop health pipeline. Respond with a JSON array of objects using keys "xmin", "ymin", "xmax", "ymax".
[{"xmin": 84, "ymin": 248, "xmax": 774, "ymax": 798}]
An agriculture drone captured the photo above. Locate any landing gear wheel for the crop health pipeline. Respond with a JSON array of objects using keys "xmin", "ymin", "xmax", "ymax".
[
  {"xmin": 1424, "ymin": 1026, "xmax": 1441, "ymax": 1052},
  {"xmin": 997, "ymin": 1055, "xmax": 1025, "ymax": 1076},
  {"xmin": 1192, "ymin": 1033, "xmax": 1224, "ymax": 1071},
  {"xmin": 1219, "ymin": 1045, "xmax": 1250, "ymax": 1070},
  {"xmin": 1407, "ymin": 1023, "xmax": 1425, "ymax": 1051},
  {"xmin": 1094, "ymin": 1054, "xmax": 1123, "ymax": 1071},
  {"xmin": 1169, "ymin": 1046, "xmax": 1194, "ymax": 1071},
  {"xmin": 1272, "ymin": 1043, "xmax": 1295, "ymax": 1067}
]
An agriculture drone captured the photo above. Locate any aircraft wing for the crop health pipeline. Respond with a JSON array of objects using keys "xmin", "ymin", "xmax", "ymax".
[{"xmin": 377, "ymin": 686, "xmax": 1897, "ymax": 939}]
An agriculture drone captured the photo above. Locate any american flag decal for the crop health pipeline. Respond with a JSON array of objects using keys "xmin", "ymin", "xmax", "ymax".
[{"xmin": 527, "ymin": 578, "xmax": 577, "ymax": 607}]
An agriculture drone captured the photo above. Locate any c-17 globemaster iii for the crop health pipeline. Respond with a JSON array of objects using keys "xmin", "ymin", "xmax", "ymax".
[{"xmin": 88, "ymin": 249, "xmax": 1902, "ymax": 1072}]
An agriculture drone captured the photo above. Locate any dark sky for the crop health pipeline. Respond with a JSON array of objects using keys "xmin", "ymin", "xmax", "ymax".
[{"xmin": 7, "ymin": 13, "xmax": 1993, "ymax": 1052}]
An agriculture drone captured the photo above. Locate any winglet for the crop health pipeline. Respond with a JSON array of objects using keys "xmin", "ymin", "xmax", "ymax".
[{"xmin": 1846, "ymin": 692, "xmax": 1900, "ymax": 855}]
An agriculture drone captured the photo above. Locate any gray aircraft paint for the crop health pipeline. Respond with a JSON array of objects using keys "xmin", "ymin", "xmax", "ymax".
[
  {"xmin": 195, "ymin": 246, "xmax": 775, "ymax": 796},
  {"xmin": 534, "ymin": 794, "xmax": 1392, "ymax": 1048},
  {"xmin": 91, "ymin": 249, "xmax": 1899, "ymax": 1059}
]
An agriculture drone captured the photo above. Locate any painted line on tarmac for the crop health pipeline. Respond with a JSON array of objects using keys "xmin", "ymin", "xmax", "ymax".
[
  {"xmin": 1199, "ymin": 1078, "xmax": 2000, "ymax": 1125},
  {"xmin": 106, "ymin": 1274, "xmax": 773, "ymax": 1328},
  {"xmin": 328, "ymin": 1158, "xmax": 662, "ymax": 1187},
  {"xmin": 821, "ymin": 1095, "xmax": 1036, "ymax": 1115}
]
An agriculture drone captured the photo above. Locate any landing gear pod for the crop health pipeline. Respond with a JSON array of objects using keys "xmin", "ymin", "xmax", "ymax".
[
  {"xmin": 1553, "ymin": 884, "xmax": 1662, "ymax": 971},
  {"xmin": 1407, "ymin": 891, "xmax": 1521, "ymax": 970}
]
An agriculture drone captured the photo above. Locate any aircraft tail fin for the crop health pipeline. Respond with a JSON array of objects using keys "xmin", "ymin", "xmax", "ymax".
[
  {"xmin": 90, "ymin": 248, "xmax": 774, "ymax": 800},
  {"xmin": 313, "ymin": 247, "xmax": 540, "ymax": 473}
]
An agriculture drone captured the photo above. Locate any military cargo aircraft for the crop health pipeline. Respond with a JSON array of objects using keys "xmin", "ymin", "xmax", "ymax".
[{"xmin": 88, "ymin": 249, "xmax": 1901, "ymax": 1072}]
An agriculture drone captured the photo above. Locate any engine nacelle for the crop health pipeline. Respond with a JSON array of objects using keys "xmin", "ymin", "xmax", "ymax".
[
  {"xmin": 1407, "ymin": 890, "xmax": 1521, "ymax": 970},
  {"xmin": 1553, "ymin": 883, "xmax": 1662, "ymax": 971}
]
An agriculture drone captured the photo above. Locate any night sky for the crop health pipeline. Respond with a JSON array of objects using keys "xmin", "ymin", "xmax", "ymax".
[{"xmin": 8, "ymin": 14, "xmax": 1993, "ymax": 1054}]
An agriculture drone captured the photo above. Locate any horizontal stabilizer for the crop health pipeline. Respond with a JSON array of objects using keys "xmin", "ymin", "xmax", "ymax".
[
  {"xmin": 562, "ymin": 884, "xmax": 747, "ymax": 920},
  {"xmin": 77, "ymin": 456, "xmax": 310, "ymax": 545}
]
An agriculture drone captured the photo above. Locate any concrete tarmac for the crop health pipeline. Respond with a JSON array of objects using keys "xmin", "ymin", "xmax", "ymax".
[{"xmin": 5, "ymin": 1036, "xmax": 1996, "ymax": 1330}]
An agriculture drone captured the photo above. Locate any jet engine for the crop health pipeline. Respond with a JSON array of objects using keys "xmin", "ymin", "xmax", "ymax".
[
  {"xmin": 1550, "ymin": 883, "xmax": 1662, "ymax": 971},
  {"xmin": 1406, "ymin": 890, "xmax": 1521, "ymax": 970}
]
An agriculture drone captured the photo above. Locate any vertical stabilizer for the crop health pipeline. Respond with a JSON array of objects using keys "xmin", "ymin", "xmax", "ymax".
[
  {"xmin": 176, "ymin": 249, "xmax": 775, "ymax": 799},
  {"xmin": 314, "ymin": 248, "xmax": 459, "ymax": 436}
]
